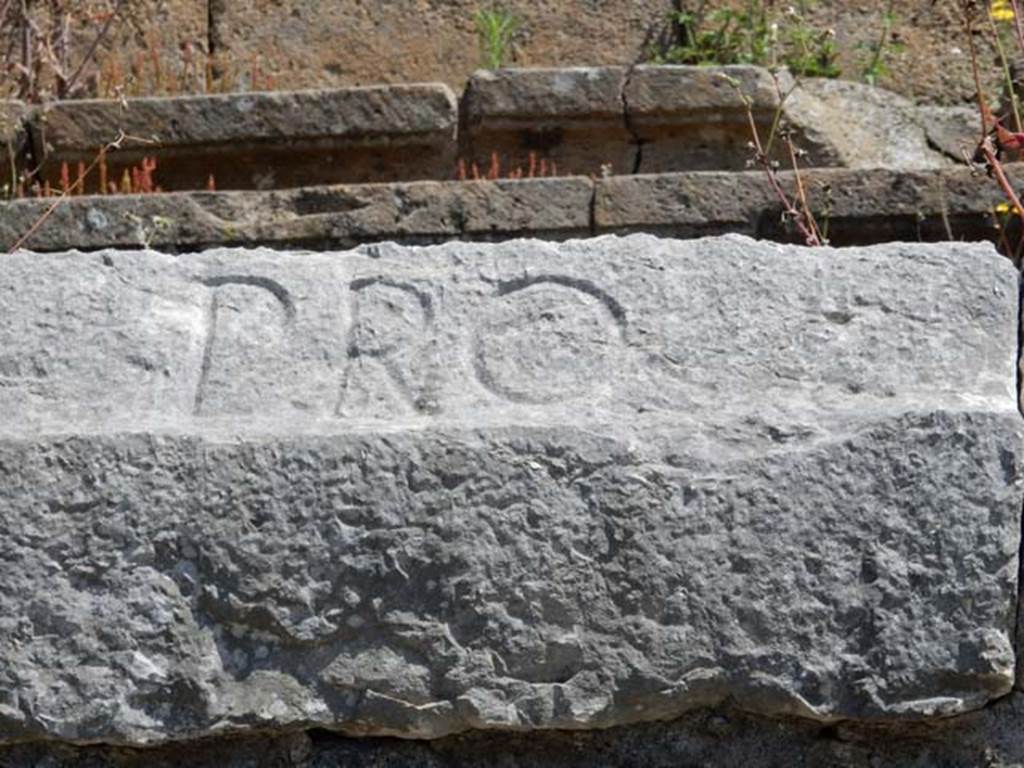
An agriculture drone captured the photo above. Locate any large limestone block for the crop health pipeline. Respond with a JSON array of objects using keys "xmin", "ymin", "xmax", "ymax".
[{"xmin": 0, "ymin": 235, "xmax": 1020, "ymax": 745}]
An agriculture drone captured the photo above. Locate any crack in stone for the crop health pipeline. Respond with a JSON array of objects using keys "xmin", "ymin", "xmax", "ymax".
[{"xmin": 619, "ymin": 63, "xmax": 644, "ymax": 175}]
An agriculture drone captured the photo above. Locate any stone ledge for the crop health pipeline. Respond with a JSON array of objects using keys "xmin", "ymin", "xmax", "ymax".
[
  {"xmin": 0, "ymin": 167, "xmax": 1017, "ymax": 253},
  {"xmin": 0, "ymin": 69, "xmax": 965, "ymax": 192},
  {"xmin": 31, "ymin": 85, "xmax": 459, "ymax": 190},
  {"xmin": 0, "ymin": 177, "xmax": 594, "ymax": 252},
  {"xmin": 624, "ymin": 65, "xmax": 778, "ymax": 122},
  {"xmin": 593, "ymin": 166, "xmax": 1020, "ymax": 243},
  {"xmin": 462, "ymin": 68, "xmax": 627, "ymax": 126},
  {"xmin": 460, "ymin": 65, "xmax": 808, "ymax": 176}
]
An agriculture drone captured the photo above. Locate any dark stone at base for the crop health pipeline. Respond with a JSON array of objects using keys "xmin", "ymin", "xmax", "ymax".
[{"xmin": 6, "ymin": 694, "xmax": 1024, "ymax": 768}]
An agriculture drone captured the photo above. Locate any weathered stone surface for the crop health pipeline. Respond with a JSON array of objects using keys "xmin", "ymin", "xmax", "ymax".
[
  {"xmin": 918, "ymin": 104, "xmax": 979, "ymax": 162},
  {"xmin": 0, "ymin": 177, "xmax": 594, "ymax": 252},
  {"xmin": 622, "ymin": 66, "xmax": 836, "ymax": 172},
  {"xmin": 7, "ymin": 67, "xmax": 968, "ymax": 197},
  {"xmin": 463, "ymin": 68, "xmax": 626, "ymax": 125},
  {"xmin": 624, "ymin": 64, "xmax": 778, "ymax": 118},
  {"xmin": 210, "ymin": 0, "xmax": 674, "ymax": 93},
  {"xmin": 0, "ymin": 236, "xmax": 1019, "ymax": 746},
  {"xmin": 1, "ymin": 167, "xmax": 1020, "ymax": 253},
  {"xmin": 460, "ymin": 67, "xmax": 632, "ymax": 176},
  {"xmin": 32, "ymin": 86, "xmax": 458, "ymax": 190},
  {"xmin": 594, "ymin": 166, "xmax": 1024, "ymax": 244},
  {"xmin": 783, "ymin": 79, "xmax": 951, "ymax": 170},
  {"xmin": 460, "ymin": 65, "xmax": 833, "ymax": 176}
]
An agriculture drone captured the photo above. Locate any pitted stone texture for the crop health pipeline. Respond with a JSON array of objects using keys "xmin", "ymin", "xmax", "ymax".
[
  {"xmin": 0, "ymin": 235, "xmax": 1020, "ymax": 746},
  {"xmin": 783, "ymin": 79, "xmax": 951, "ymax": 170}
]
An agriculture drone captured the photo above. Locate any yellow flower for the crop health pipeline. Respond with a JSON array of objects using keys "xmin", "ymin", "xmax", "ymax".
[
  {"xmin": 996, "ymin": 202, "xmax": 1021, "ymax": 215},
  {"xmin": 992, "ymin": 0, "xmax": 1015, "ymax": 22}
]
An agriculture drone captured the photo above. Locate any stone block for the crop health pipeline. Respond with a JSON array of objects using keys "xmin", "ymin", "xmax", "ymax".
[
  {"xmin": 0, "ymin": 236, "xmax": 1019, "ymax": 745},
  {"xmin": 461, "ymin": 66, "xmax": 848, "ymax": 177},
  {"xmin": 31, "ymin": 85, "xmax": 458, "ymax": 191},
  {"xmin": 461, "ymin": 67, "xmax": 631, "ymax": 177},
  {"xmin": 624, "ymin": 66, "xmax": 844, "ymax": 172},
  {"xmin": 0, "ymin": 177, "xmax": 594, "ymax": 252},
  {"xmin": 918, "ymin": 105, "xmax": 979, "ymax": 162},
  {"xmin": 2, "ymin": 167, "xmax": 1021, "ymax": 253},
  {"xmin": 593, "ymin": 166, "xmax": 1024, "ymax": 245},
  {"xmin": 782, "ymin": 79, "xmax": 950, "ymax": 170}
]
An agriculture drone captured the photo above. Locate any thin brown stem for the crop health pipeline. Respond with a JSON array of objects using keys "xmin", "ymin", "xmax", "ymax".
[
  {"xmin": 7, "ymin": 130, "xmax": 137, "ymax": 253},
  {"xmin": 64, "ymin": 0, "xmax": 125, "ymax": 96},
  {"xmin": 1010, "ymin": 0, "xmax": 1024, "ymax": 51},
  {"xmin": 964, "ymin": 5, "xmax": 990, "ymax": 140},
  {"xmin": 980, "ymin": 137, "xmax": 1024, "ymax": 232},
  {"xmin": 787, "ymin": 137, "xmax": 822, "ymax": 243},
  {"xmin": 19, "ymin": 0, "xmax": 32, "ymax": 100},
  {"xmin": 740, "ymin": 98, "xmax": 820, "ymax": 246}
]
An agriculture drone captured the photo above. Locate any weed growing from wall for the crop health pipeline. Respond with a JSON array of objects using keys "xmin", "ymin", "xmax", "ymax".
[
  {"xmin": 859, "ymin": 0, "xmax": 904, "ymax": 86},
  {"xmin": 652, "ymin": 1, "xmax": 841, "ymax": 78},
  {"xmin": 476, "ymin": 6, "xmax": 522, "ymax": 69}
]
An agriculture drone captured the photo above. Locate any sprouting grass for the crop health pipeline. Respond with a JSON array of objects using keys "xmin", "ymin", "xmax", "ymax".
[{"xmin": 476, "ymin": 6, "xmax": 522, "ymax": 70}]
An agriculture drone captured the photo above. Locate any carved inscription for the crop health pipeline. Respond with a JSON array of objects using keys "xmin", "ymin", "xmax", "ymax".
[
  {"xmin": 473, "ymin": 275, "xmax": 626, "ymax": 404},
  {"xmin": 190, "ymin": 271, "xmax": 626, "ymax": 417},
  {"xmin": 336, "ymin": 278, "xmax": 441, "ymax": 417},
  {"xmin": 193, "ymin": 275, "xmax": 296, "ymax": 416}
]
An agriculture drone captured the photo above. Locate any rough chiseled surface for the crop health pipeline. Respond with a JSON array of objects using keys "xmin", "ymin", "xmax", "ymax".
[{"xmin": 0, "ymin": 235, "xmax": 1020, "ymax": 747}]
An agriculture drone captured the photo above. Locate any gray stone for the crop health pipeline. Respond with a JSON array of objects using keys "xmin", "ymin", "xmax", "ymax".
[
  {"xmin": 4, "ymin": 166, "xmax": 1021, "ymax": 254},
  {"xmin": 460, "ymin": 67, "xmax": 634, "ymax": 178},
  {"xmin": 918, "ymin": 105, "xmax": 980, "ymax": 162},
  {"xmin": 462, "ymin": 68, "xmax": 626, "ymax": 126},
  {"xmin": 30, "ymin": 86, "xmax": 458, "ymax": 190},
  {"xmin": 0, "ymin": 177, "xmax": 595, "ymax": 252},
  {"xmin": 783, "ymin": 79, "xmax": 951, "ymax": 170},
  {"xmin": 37, "ymin": 86, "xmax": 457, "ymax": 150},
  {"xmin": 0, "ymin": 235, "xmax": 1020, "ymax": 747},
  {"xmin": 594, "ymin": 166, "xmax": 1023, "ymax": 244},
  {"xmin": 624, "ymin": 65, "xmax": 779, "ymax": 121},
  {"xmin": 623, "ymin": 65, "xmax": 829, "ymax": 173},
  {"xmin": 459, "ymin": 65, "xmax": 843, "ymax": 177}
]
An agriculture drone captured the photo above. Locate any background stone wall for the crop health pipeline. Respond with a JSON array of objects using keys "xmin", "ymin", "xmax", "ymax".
[{"xmin": 31, "ymin": 0, "xmax": 1006, "ymax": 105}]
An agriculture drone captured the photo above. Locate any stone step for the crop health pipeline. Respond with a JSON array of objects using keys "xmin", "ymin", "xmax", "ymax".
[
  {"xmin": 0, "ymin": 166, "xmax": 1016, "ymax": 253},
  {"xmin": 0, "ymin": 67, "xmax": 967, "ymax": 195}
]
